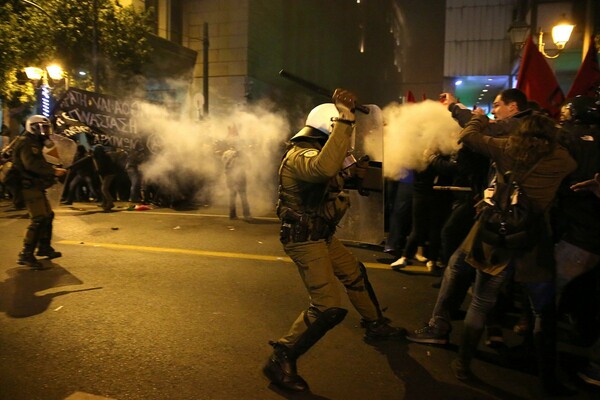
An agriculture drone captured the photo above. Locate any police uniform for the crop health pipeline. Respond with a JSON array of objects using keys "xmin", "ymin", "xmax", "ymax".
[
  {"xmin": 264, "ymin": 94, "xmax": 404, "ymax": 392},
  {"xmin": 12, "ymin": 131, "xmax": 60, "ymax": 267}
]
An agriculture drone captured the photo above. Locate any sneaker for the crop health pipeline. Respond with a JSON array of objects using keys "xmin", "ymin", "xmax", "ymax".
[
  {"xmin": 365, "ymin": 319, "xmax": 406, "ymax": 339},
  {"xmin": 407, "ymin": 324, "xmax": 450, "ymax": 345},
  {"xmin": 578, "ymin": 362, "xmax": 600, "ymax": 387},
  {"xmin": 426, "ymin": 261, "xmax": 437, "ymax": 272},
  {"xmin": 513, "ymin": 315, "xmax": 531, "ymax": 336},
  {"xmin": 415, "ymin": 246, "xmax": 428, "ymax": 262},
  {"xmin": 17, "ymin": 252, "xmax": 47, "ymax": 270},
  {"xmin": 485, "ymin": 326, "xmax": 505, "ymax": 348},
  {"xmin": 391, "ymin": 256, "xmax": 411, "ymax": 270}
]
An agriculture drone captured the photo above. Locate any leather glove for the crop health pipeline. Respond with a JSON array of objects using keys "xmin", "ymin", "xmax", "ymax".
[
  {"xmin": 332, "ymin": 88, "xmax": 357, "ymax": 121},
  {"xmin": 354, "ymin": 155, "xmax": 370, "ymax": 180}
]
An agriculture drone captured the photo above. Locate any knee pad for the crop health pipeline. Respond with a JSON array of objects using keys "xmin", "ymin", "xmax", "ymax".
[{"xmin": 306, "ymin": 306, "xmax": 348, "ymax": 330}]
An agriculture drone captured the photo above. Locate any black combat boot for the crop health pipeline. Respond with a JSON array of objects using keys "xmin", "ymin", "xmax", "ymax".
[
  {"xmin": 36, "ymin": 214, "xmax": 61, "ymax": 259},
  {"xmin": 264, "ymin": 307, "xmax": 348, "ymax": 392},
  {"xmin": 19, "ymin": 220, "xmax": 43, "ymax": 268},
  {"xmin": 451, "ymin": 326, "xmax": 483, "ymax": 380},
  {"xmin": 263, "ymin": 342, "xmax": 308, "ymax": 392},
  {"xmin": 17, "ymin": 250, "xmax": 42, "ymax": 268}
]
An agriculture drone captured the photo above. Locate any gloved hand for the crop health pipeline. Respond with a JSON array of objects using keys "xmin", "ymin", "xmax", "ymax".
[
  {"xmin": 354, "ymin": 155, "xmax": 370, "ymax": 180},
  {"xmin": 332, "ymin": 88, "xmax": 357, "ymax": 121}
]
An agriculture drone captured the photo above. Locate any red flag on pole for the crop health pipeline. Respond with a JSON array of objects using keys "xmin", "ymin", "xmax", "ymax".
[
  {"xmin": 406, "ymin": 90, "xmax": 416, "ymax": 103},
  {"xmin": 516, "ymin": 35, "xmax": 564, "ymax": 118},
  {"xmin": 566, "ymin": 36, "xmax": 600, "ymax": 99}
]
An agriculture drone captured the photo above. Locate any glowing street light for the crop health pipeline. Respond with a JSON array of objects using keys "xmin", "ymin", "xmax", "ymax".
[
  {"xmin": 24, "ymin": 64, "xmax": 67, "ymax": 117},
  {"xmin": 538, "ymin": 18, "xmax": 575, "ymax": 59}
]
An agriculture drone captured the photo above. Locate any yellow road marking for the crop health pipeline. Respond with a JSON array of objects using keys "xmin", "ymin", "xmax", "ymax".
[
  {"xmin": 57, "ymin": 240, "xmax": 291, "ymax": 263},
  {"xmin": 56, "ymin": 240, "xmax": 400, "ymax": 270}
]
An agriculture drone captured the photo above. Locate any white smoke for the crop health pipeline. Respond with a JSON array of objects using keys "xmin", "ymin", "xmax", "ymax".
[
  {"xmin": 134, "ymin": 100, "xmax": 290, "ymax": 215},
  {"xmin": 382, "ymin": 100, "xmax": 461, "ymax": 180}
]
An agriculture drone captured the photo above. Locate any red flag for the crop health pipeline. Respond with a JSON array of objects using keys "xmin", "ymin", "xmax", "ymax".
[
  {"xmin": 406, "ymin": 90, "xmax": 416, "ymax": 103},
  {"xmin": 566, "ymin": 37, "xmax": 600, "ymax": 98},
  {"xmin": 517, "ymin": 35, "xmax": 564, "ymax": 118}
]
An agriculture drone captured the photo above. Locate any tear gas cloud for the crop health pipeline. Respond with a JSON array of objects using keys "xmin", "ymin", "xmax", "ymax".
[
  {"xmin": 381, "ymin": 100, "xmax": 462, "ymax": 180},
  {"xmin": 134, "ymin": 101, "xmax": 290, "ymax": 216}
]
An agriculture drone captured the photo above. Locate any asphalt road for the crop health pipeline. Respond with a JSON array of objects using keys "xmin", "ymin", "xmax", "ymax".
[{"xmin": 0, "ymin": 199, "xmax": 597, "ymax": 400}]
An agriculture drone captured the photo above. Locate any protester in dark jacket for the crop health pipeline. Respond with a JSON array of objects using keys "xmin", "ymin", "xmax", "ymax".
[
  {"xmin": 62, "ymin": 145, "xmax": 98, "ymax": 204},
  {"xmin": 454, "ymin": 112, "xmax": 576, "ymax": 397},
  {"xmin": 93, "ymin": 146, "xmax": 118, "ymax": 212}
]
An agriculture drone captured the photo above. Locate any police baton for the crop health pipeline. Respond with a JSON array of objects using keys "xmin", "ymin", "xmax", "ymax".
[{"xmin": 279, "ymin": 69, "xmax": 370, "ymax": 115}]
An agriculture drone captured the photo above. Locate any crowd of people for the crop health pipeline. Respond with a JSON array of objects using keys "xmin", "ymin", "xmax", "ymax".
[{"xmin": 382, "ymin": 89, "xmax": 600, "ymax": 396}]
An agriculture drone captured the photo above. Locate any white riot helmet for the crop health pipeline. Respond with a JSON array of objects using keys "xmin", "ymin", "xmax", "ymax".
[
  {"xmin": 25, "ymin": 115, "xmax": 52, "ymax": 137},
  {"xmin": 291, "ymin": 103, "xmax": 338, "ymax": 141},
  {"xmin": 306, "ymin": 103, "xmax": 338, "ymax": 135}
]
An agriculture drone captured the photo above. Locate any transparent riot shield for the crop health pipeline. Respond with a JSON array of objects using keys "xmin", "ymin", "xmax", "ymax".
[
  {"xmin": 337, "ymin": 105, "xmax": 384, "ymax": 246},
  {"xmin": 44, "ymin": 133, "xmax": 78, "ymax": 208}
]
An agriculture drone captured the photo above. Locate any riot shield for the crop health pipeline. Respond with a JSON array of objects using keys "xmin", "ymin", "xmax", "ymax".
[
  {"xmin": 43, "ymin": 133, "xmax": 78, "ymax": 208},
  {"xmin": 336, "ymin": 104, "xmax": 384, "ymax": 246}
]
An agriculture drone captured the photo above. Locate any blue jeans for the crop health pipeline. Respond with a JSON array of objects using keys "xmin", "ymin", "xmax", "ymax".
[
  {"xmin": 464, "ymin": 265, "xmax": 555, "ymax": 335},
  {"xmin": 429, "ymin": 249, "xmax": 475, "ymax": 333}
]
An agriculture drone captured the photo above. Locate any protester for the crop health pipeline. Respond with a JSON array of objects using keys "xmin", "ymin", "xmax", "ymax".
[
  {"xmin": 125, "ymin": 141, "xmax": 146, "ymax": 204},
  {"xmin": 217, "ymin": 125, "xmax": 251, "ymax": 220},
  {"xmin": 1, "ymin": 134, "xmax": 26, "ymax": 209},
  {"xmin": 554, "ymin": 96, "xmax": 600, "ymax": 300},
  {"xmin": 263, "ymin": 89, "xmax": 405, "ymax": 392},
  {"xmin": 451, "ymin": 112, "xmax": 576, "ymax": 396},
  {"xmin": 390, "ymin": 160, "xmax": 453, "ymax": 272},
  {"xmin": 61, "ymin": 145, "xmax": 98, "ymax": 205},
  {"xmin": 406, "ymin": 89, "xmax": 530, "ymax": 347},
  {"xmin": 554, "ymin": 97, "xmax": 600, "ymax": 389},
  {"xmin": 92, "ymin": 145, "xmax": 118, "ymax": 212},
  {"xmin": 11, "ymin": 115, "xmax": 67, "ymax": 269},
  {"xmin": 383, "ymin": 171, "xmax": 413, "ymax": 257}
]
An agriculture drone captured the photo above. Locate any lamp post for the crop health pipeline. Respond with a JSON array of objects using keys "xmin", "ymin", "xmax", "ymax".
[
  {"xmin": 24, "ymin": 65, "xmax": 67, "ymax": 117},
  {"xmin": 538, "ymin": 18, "xmax": 575, "ymax": 59},
  {"xmin": 508, "ymin": 19, "xmax": 530, "ymax": 87}
]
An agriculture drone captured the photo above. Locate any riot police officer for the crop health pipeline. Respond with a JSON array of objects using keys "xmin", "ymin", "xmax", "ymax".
[
  {"xmin": 12, "ymin": 115, "xmax": 66, "ymax": 269},
  {"xmin": 263, "ymin": 89, "xmax": 405, "ymax": 392}
]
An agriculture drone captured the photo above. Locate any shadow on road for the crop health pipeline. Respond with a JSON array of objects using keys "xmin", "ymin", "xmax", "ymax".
[
  {"xmin": 0, "ymin": 263, "xmax": 102, "ymax": 318},
  {"xmin": 264, "ymin": 383, "xmax": 332, "ymax": 400},
  {"xmin": 365, "ymin": 338, "xmax": 528, "ymax": 400}
]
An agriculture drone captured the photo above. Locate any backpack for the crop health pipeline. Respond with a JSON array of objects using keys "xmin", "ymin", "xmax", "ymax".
[{"xmin": 475, "ymin": 161, "xmax": 542, "ymax": 250}]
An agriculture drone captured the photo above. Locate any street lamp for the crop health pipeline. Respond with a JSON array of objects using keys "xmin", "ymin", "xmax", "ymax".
[
  {"xmin": 538, "ymin": 18, "xmax": 575, "ymax": 59},
  {"xmin": 24, "ymin": 65, "xmax": 67, "ymax": 117},
  {"xmin": 508, "ymin": 19, "xmax": 531, "ymax": 50}
]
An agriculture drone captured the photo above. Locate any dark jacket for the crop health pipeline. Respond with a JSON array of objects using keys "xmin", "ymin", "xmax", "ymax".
[
  {"xmin": 458, "ymin": 114, "xmax": 577, "ymax": 282},
  {"xmin": 92, "ymin": 147, "xmax": 119, "ymax": 177},
  {"xmin": 12, "ymin": 133, "xmax": 55, "ymax": 189},
  {"xmin": 555, "ymin": 123, "xmax": 600, "ymax": 254}
]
